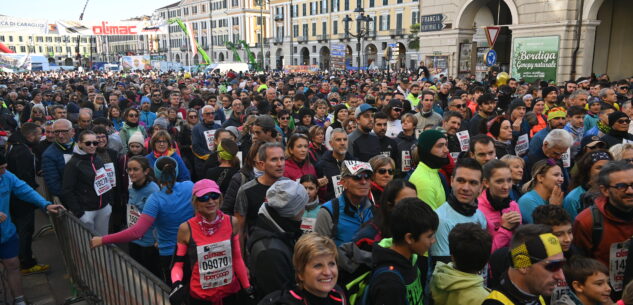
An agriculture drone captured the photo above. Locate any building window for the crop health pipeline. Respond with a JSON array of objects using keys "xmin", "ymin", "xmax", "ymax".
[
  {"xmin": 333, "ymin": 20, "xmax": 338, "ymax": 34},
  {"xmin": 303, "ymin": 24, "xmax": 308, "ymax": 37},
  {"xmin": 382, "ymin": 0, "xmax": 387, "ymax": 5},
  {"xmin": 293, "ymin": 25, "xmax": 299, "ymax": 37},
  {"xmin": 322, "ymin": 21, "xmax": 327, "ymax": 35},
  {"xmin": 302, "ymin": 3, "xmax": 306, "ymax": 16},
  {"xmin": 0, "ymin": 36, "xmax": 4, "ymax": 42},
  {"xmin": 412, "ymin": 11, "xmax": 419, "ymax": 24},
  {"xmin": 202, "ymin": 4, "xmax": 205, "ymax": 12},
  {"xmin": 19, "ymin": 36, "xmax": 23, "ymax": 42},
  {"xmin": 20, "ymin": 46, "xmax": 26, "ymax": 52},
  {"xmin": 192, "ymin": 6, "xmax": 197, "ymax": 14},
  {"xmin": 312, "ymin": 23, "xmax": 316, "ymax": 36},
  {"xmin": 369, "ymin": 0, "xmax": 374, "ymax": 7},
  {"xmin": 322, "ymin": 0, "xmax": 328, "ymax": 13},
  {"xmin": 344, "ymin": 0, "xmax": 349, "ymax": 10},
  {"xmin": 332, "ymin": 0, "xmax": 338, "ymax": 12}
]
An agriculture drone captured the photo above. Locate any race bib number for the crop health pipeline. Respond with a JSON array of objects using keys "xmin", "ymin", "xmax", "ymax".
[
  {"xmin": 93, "ymin": 167, "xmax": 112, "ymax": 196},
  {"xmin": 126, "ymin": 204, "xmax": 141, "ymax": 227},
  {"xmin": 63, "ymin": 154, "xmax": 72, "ymax": 164},
  {"xmin": 515, "ymin": 134, "xmax": 529, "ymax": 156},
  {"xmin": 450, "ymin": 152, "xmax": 460, "ymax": 160},
  {"xmin": 457, "ymin": 130, "xmax": 470, "ymax": 152},
  {"xmin": 301, "ymin": 217, "xmax": 316, "ymax": 233},
  {"xmin": 332, "ymin": 175, "xmax": 344, "ymax": 198},
  {"xmin": 104, "ymin": 163, "xmax": 116, "ymax": 187},
  {"xmin": 401, "ymin": 151, "xmax": 412, "ymax": 172},
  {"xmin": 561, "ymin": 148, "xmax": 571, "ymax": 168},
  {"xmin": 203, "ymin": 129, "xmax": 216, "ymax": 151},
  {"xmin": 197, "ymin": 240, "xmax": 233, "ymax": 289},
  {"xmin": 610, "ymin": 240, "xmax": 629, "ymax": 292},
  {"xmin": 381, "ymin": 151, "xmax": 391, "ymax": 158},
  {"xmin": 415, "ymin": 129, "xmax": 423, "ymax": 140},
  {"xmin": 236, "ymin": 151, "xmax": 243, "ymax": 167},
  {"xmin": 624, "ymin": 138, "xmax": 633, "ymax": 144}
]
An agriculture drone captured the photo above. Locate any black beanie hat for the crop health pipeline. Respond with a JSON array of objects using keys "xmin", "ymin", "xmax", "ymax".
[
  {"xmin": 541, "ymin": 86, "xmax": 558, "ymax": 99},
  {"xmin": 608, "ymin": 111, "xmax": 629, "ymax": 127}
]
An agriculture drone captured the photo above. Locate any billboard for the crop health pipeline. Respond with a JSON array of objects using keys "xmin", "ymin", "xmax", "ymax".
[
  {"xmin": 120, "ymin": 56, "xmax": 151, "ymax": 70},
  {"xmin": 0, "ymin": 16, "xmax": 167, "ymax": 35},
  {"xmin": 510, "ymin": 36, "xmax": 560, "ymax": 83}
]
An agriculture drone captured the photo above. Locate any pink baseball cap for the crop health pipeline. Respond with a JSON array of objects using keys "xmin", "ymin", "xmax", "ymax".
[{"xmin": 192, "ymin": 179, "xmax": 221, "ymax": 197}]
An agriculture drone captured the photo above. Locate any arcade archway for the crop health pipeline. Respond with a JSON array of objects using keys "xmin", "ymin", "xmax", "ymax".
[{"xmin": 319, "ymin": 46, "xmax": 330, "ymax": 70}]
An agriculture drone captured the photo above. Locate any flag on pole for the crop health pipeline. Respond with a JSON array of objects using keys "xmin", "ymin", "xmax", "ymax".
[{"xmin": 186, "ymin": 22, "xmax": 198, "ymax": 57}]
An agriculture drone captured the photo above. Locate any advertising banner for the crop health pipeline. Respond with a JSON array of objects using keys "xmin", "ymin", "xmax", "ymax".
[
  {"xmin": 510, "ymin": 36, "xmax": 559, "ymax": 83},
  {"xmin": 0, "ymin": 16, "xmax": 167, "ymax": 35},
  {"xmin": 331, "ymin": 44, "xmax": 346, "ymax": 70},
  {"xmin": 120, "ymin": 56, "xmax": 151, "ymax": 70},
  {"xmin": 0, "ymin": 16, "xmax": 50, "ymax": 34}
]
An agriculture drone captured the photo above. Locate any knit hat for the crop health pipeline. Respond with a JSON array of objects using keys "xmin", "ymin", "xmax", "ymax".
[
  {"xmin": 128, "ymin": 132, "xmax": 144, "ymax": 145},
  {"xmin": 255, "ymin": 115, "xmax": 276, "ymax": 130},
  {"xmin": 608, "ymin": 111, "xmax": 629, "ymax": 127},
  {"xmin": 547, "ymin": 107, "xmax": 567, "ymax": 121},
  {"xmin": 507, "ymin": 99, "xmax": 526, "ymax": 114},
  {"xmin": 225, "ymin": 126, "xmax": 240, "ymax": 140},
  {"xmin": 217, "ymin": 139, "xmax": 238, "ymax": 161},
  {"xmin": 340, "ymin": 160, "xmax": 373, "ymax": 178},
  {"xmin": 510, "ymin": 233, "xmax": 562, "ymax": 269},
  {"xmin": 153, "ymin": 117, "xmax": 170, "ymax": 130},
  {"xmin": 417, "ymin": 129, "xmax": 447, "ymax": 155},
  {"xmin": 141, "ymin": 96, "xmax": 151, "ymax": 105},
  {"xmin": 541, "ymin": 86, "xmax": 558, "ymax": 99},
  {"xmin": 265, "ymin": 179, "xmax": 308, "ymax": 218}
]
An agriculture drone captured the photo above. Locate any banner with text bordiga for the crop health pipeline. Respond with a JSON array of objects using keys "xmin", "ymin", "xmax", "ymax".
[{"xmin": 510, "ymin": 36, "xmax": 559, "ymax": 83}]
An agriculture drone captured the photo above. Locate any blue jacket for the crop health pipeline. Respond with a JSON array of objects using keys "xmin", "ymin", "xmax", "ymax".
[
  {"xmin": 321, "ymin": 193, "xmax": 373, "ymax": 245},
  {"xmin": 192, "ymin": 121, "xmax": 221, "ymax": 157},
  {"xmin": 41, "ymin": 141, "xmax": 75, "ymax": 197},
  {"xmin": 145, "ymin": 152, "xmax": 191, "ymax": 182},
  {"xmin": 430, "ymin": 201, "xmax": 487, "ymax": 258},
  {"xmin": 0, "ymin": 171, "xmax": 50, "ymax": 243},
  {"xmin": 528, "ymin": 126, "xmax": 551, "ymax": 153},
  {"xmin": 140, "ymin": 110, "xmax": 156, "ymax": 128}
]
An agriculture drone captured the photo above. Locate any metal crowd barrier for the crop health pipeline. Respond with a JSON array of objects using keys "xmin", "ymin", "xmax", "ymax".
[{"xmin": 50, "ymin": 211, "xmax": 171, "ymax": 305}]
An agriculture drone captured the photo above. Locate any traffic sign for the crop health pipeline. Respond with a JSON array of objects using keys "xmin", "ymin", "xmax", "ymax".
[
  {"xmin": 485, "ymin": 26, "xmax": 501, "ymax": 47},
  {"xmin": 485, "ymin": 49, "xmax": 497, "ymax": 66}
]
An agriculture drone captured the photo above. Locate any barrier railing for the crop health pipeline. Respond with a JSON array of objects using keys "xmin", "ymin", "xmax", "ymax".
[{"xmin": 51, "ymin": 212, "xmax": 171, "ymax": 305}]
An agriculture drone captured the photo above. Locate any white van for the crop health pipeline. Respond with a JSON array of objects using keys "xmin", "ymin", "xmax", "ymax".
[{"xmin": 204, "ymin": 62, "xmax": 250, "ymax": 74}]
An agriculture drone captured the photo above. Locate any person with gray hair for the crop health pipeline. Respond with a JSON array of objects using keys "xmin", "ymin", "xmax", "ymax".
[
  {"xmin": 42, "ymin": 119, "xmax": 76, "ymax": 199},
  {"xmin": 569, "ymin": 89, "xmax": 589, "ymax": 108},
  {"xmin": 524, "ymin": 129, "xmax": 574, "ymax": 193},
  {"xmin": 191, "ymin": 105, "xmax": 222, "ymax": 179},
  {"xmin": 599, "ymin": 88, "xmax": 618, "ymax": 108}
]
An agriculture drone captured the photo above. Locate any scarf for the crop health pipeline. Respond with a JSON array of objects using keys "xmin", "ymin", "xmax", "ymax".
[
  {"xmin": 420, "ymin": 152, "xmax": 449, "ymax": 169},
  {"xmin": 125, "ymin": 121, "xmax": 139, "ymax": 128},
  {"xmin": 597, "ymin": 120, "xmax": 611, "ymax": 134},
  {"xmin": 608, "ymin": 128, "xmax": 629, "ymax": 139},
  {"xmin": 194, "ymin": 211, "xmax": 225, "ymax": 236},
  {"xmin": 486, "ymin": 189, "xmax": 511, "ymax": 211},
  {"xmin": 421, "ymin": 109, "xmax": 433, "ymax": 118},
  {"xmin": 153, "ymin": 148, "xmax": 175, "ymax": 159},
  {"xmin": 446, "ymin": 192, "xmax": 478, "ymax": 217},
  {"xmin": 305, "ymin": 199, "xmax": 320, "ymax": 212}
]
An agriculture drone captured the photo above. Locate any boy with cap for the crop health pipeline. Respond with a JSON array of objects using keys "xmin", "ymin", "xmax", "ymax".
[
  {"xmin": 314, "ymin": 160, "xmax": 374, "ymax": 245},
  {"xmin": 347, "ymin": 104, "xmax": 381, "ymax": 162},
  {"xmin": 483, "ymin": 224, "xmax": 566, "ymax": 305},
  {"xmin": 247, "ymin": 179, "xmax": 308, "ymax": 299}
]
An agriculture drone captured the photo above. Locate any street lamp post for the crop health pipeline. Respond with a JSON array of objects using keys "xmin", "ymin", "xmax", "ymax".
[{"xmin": 343, "ymin": 7, "xmax": 372, "ymax": 71}]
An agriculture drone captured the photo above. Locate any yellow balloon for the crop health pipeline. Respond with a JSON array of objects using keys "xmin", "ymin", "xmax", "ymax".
[{"xmin": 496, "ymin": 72, "xmax": 509, "ymax": 86}]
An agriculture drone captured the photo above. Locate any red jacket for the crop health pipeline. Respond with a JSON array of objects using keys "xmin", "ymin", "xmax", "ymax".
[
  {"xmin": 283, "ymin": 158, "xmax": 317, "ymax": 181},
  {"xmin": 573, "ymin": 197, "xmax": 633, "ymax": 266}
]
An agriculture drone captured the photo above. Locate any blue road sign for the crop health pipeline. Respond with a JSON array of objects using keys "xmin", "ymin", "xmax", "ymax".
[{"xmin": 486, "ymin": 49, "xmax": 497, "ymax": 66}]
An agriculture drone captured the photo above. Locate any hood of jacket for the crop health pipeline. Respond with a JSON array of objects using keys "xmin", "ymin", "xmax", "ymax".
[
  {"xmin": 432, "ymin": 262, "xmax": 484, "ymax": 292},
  {"xmin": 371, "ymin": 238, "xmax": 418, "ymax": 282},
  {"xmin": 397, "ymin": 131, "xmax": 416, "ymax": 142}
]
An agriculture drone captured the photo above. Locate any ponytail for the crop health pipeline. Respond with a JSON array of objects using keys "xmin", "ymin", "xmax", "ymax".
[{"xmin": 154, "ymin": 156, "xmax": 178, "ymax": 194}]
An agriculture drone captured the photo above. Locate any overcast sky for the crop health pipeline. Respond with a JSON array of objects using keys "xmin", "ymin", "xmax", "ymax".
[{"xmin": 2, "ymin": 0, "xmax": 178, "ymax": 21}]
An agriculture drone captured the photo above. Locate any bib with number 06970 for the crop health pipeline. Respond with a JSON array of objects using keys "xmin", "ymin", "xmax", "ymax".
[
  {"xmin": 197, "ymin": 240, "xmax": 233, "ymax": 289},
  {"xmin": 93, "ymin": 167, "xmax": 112, "ymax": 196}
]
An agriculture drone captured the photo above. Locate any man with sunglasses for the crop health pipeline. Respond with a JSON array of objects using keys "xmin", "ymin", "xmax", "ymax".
[
  {"xmin": 384, "ymin": 99, "xmax": 403, "ymax": 138},
  {"xmin": 574, "ymin": 161, "xmax": 633, "ymax": 296},
  {"xmin": 600, "ymin": 111, "xmax": 633, "ymax": 147},
  {"xmin": 484, "ymin": 225, "xmax": 566, "ymax": 305},
  {"xmin": 315, "ymin": 161, "xmax": 374, "ymax": 246},
  {"xmin": 41, "ymin": 119, "xmax": 75, "ymax": 200}
]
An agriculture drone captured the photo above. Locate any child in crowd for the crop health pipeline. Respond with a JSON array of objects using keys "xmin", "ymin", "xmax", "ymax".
[
  {"xmin": 561, "ymin": 257, "xmax": 611, "ymax": 305},
  {"xmin": 299, "ymin": 174, "xmax": 320, "ymax": 233}
]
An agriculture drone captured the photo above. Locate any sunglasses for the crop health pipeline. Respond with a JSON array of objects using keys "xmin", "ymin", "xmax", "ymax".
[
  {"xmin": 620, "ymin": 87, "xmax": 629, "ymax": 91},
  {"xmin": 54, "ymin": 129, "xmax": 70, "ymax": 134},
  {"xmin": 624, "ymin": 158, "xmax": 633, "ymax": 163},
  {"xmin": 392, "ymin": 107, "xmax": 402, "ymax": 112},
  {"xmin": 453, "ymin": 104, "xmax": 467, "ymax": 108},
  {"xmin": 534, "ymin": 258, "xmax": 566, "ymax": 272},
  {"xmin": 197, "ymin": 193, "xmax": 221, "ymax": 202},
  {"xmin": 279, "ymin": 116, "xmax": 290, "ymax": 121},
  {"xmin": 83, "ymin": 141, "xmax": 99, "ymax": 146},
  {"xmin": 617, "ymin": 119, "xmax": 631, "ymax": 124},
  {"xmin": 377, "ymin": 168, "xmax": 394, "ymax": 175},
  {"xmin": 128, "ymin": 114, "xmax": 139, "ymax": 118},
  {"xmin": 351, "ymin": 172, "xmax": 371, "ymax": 181}
]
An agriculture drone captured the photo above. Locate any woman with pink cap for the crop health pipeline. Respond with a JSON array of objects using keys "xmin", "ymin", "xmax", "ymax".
[{"xmin": 168, "ymin": 179, "xmax": 252, "ymax": 305}]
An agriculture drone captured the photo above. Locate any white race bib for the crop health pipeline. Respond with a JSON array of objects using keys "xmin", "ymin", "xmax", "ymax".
[
  {"xmin": 197, "ymin": 240, "xmax": 233, "ymax": 289},
  {"xmin": 301, "ymin": 217, "xmax": 316, "ymax": 233},
  {"xmin": 515, "ymin": 134, "xmax": 529, "ymax": 156},
  {"xmin": 332, "ymin": 175, "xmax": 344, "ymax": 198},
  {"xmin": 561, "ymin": 148, "xmax": 571, "ymax": 168},
  {"xmin": 203, "ymin": 129, "xmax": 216, "ymax": 151},
  {"xmin": 415, "ymin": 129, "xmax": 423, "ymax": 140},
  {"xmin": 610, "ymin": 240, "xmax": 629, "ymax": 292},
  {"xmin": 450, "ymin": 152, "xmax": 460, "ymax": 160},
  {"xmin": 104, "ymin": 162, "xmax": 116, "ymax": 187},
  {"xmin": 236, "ymin": 151, "xmax": 243, "ymax": 167},
  {"xmin": 126, "ymin": 204, "xmax": 141, "ymax": 227},
  {"xmin": 93, "ymin": 167, "xmax": 112, "ymax": 196},
  {"xmin": 401, "ymin": 151, "xmax": 412, "ymax": 172},
  {"xmin": 457, "ymin": 130, "xmax": 470, "ymax": 152},
  {"xmin": 381, "ymin": 151, "xmax": 391, "ymax": 158}
]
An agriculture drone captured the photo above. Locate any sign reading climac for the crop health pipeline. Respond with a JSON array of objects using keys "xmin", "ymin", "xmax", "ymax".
[{"xmin": 510, "ymin": 36, "xmax": 560, "ymax": 83}]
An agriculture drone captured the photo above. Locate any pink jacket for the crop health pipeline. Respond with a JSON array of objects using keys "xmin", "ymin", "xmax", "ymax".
[
  {"xmin": 283, "ymin": 158, "xmax": 317, "ymax": 181},
  {"xmin": 477, "ymin": 190, "xmax": 522, "ymax": 253}
]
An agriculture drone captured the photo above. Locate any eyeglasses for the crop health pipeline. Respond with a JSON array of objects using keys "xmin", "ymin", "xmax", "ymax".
[
  {"xmin": 197, "ymin": 193, "xmax": 221, "ymax": 202},
  {"xmin": 624, "ymin": 158, "xmax": 633, "ymax": 163},
  {"xmin": 453, "ymin": 104, "xmax": 467, "ymax": 109},
  {"xmin": 279, "ymin": 116, "xmax": 290, "ymax": 121},
  {"xmin": 376, "ymin": 168, "xmax": 394, "ymax": 175},
  {"xmin": 617, "ymin": 119, "xmax": 631, "ymax": 124},
  {"xmin": 351, "ymin": 172, "xmax": 371, "ymax": 181},
  {"xmin": 83, "ymin": 141, "xmax": 99, "ymax": 146},
  {"xmin": 202, "ymin": 112, "xmax": 214, "ymax": 116},
  {"xmin": 608, "ymin": 182, "xmax": 633, "ymax": 192},
  {"xmin": 54, "ymin": 129, "xmax": 70, "ymax": 134},
  {"xmin": 128, "ymin": 114, "xmax": 139, "ymax": 118},
  {"xmin": 156, "ymin": 140, "xmax": 169, "ymax": 144},
  {"xmin": 152, "ymin": 94, "xmax": 161, "ymax": 97}
]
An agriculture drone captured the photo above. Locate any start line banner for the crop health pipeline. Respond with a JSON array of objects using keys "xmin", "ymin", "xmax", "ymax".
[{"xmin": 0, "ymin": 16, "xmax": 168, "ymax": 36}]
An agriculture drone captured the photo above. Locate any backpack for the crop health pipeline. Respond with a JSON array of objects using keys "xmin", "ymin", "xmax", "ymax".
[{"xmin": 345, "ymin": 265, "xmax": 408, "ymax": 305}]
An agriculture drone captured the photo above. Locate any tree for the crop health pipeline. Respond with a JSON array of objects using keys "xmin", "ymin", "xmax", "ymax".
[{"xmin": 408, "ymin": 24, "xmax": 420, "ymax": 50}]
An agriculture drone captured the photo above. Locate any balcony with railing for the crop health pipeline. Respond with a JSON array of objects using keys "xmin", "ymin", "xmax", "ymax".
[
  {"xmin": 297, "ymin": 36, "xmax": 308, "ymax": 43},
  {"xmin": 317, "ymin": 34, "xmax": 328, "ymax": 42},
  {"xmin": 273, "ymin": 37, "xmax": 284, "ymax": 45},
  {"xmin": 390, "ymin": 28, "xmax": 406, "ymax": 37}
]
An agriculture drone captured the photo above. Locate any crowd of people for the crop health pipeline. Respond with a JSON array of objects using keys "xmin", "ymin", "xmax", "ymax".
[{"xmin": 0, "ymin": 67, "xmax": 632, "ymax": 305}]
